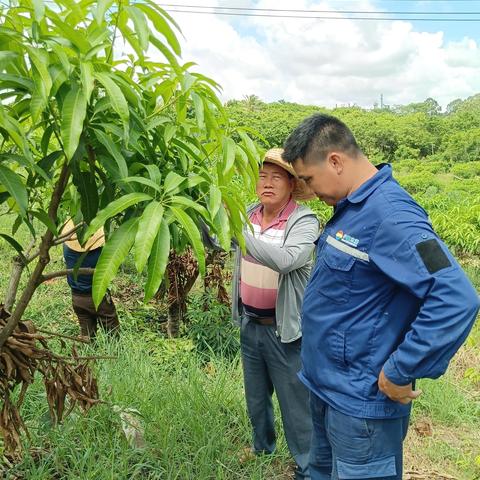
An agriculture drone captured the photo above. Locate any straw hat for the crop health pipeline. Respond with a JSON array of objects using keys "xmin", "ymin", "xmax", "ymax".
[
  {"xmin": 262, "ymin": 148, "xmax": 316, "ymax": 201},
  {"xmin": 61, "ymin": 219, "xmax": 105, "ymax": 253}
]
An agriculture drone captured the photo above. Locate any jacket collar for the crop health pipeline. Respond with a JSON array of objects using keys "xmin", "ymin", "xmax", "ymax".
[{"xmin": 344, "ymin": 163, "xmax": 392, "ymax": 205}]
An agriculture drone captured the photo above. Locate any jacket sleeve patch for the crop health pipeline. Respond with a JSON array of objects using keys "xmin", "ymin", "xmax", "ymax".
[{"xmin": 415, "ymin": 238, "xmax": 452, "ymax": 274}]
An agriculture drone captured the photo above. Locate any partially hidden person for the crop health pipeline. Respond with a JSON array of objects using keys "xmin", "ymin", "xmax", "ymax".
[
  {"xmin": 62, "ymin": 219, "xmax": 120, "ymax": 340},
  {"xmin": 281, "ymin": 114, "xmax": 480, "ymax": 480},
  {"xmin": 231, "ymin": 148, "xmax": 320, "ymax": 479}
]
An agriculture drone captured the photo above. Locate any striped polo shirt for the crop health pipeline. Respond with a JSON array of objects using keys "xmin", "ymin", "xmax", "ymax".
[{"xmin": 240, "ymin": 198, "xmax": 298, "ymax": 318}]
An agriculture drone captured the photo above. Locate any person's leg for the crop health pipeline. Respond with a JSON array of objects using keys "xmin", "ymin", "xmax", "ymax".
[
  {"xmin": 326, "ymin": 405, "xmax": 409, "ymax": 480},
  {"xmin": 96, "ymin": 291, "xmax": 120, "ymax": 337},
  {"xmin": 71, "ymin": 293, "xmax": 97, "ymax": 338},
  {"xmin": 309, "ymin": 393, "xmax": 333, "ymax": 480},
  {"xmin": 241, "ymin": 320, "xmax": 276, "ymax": 454},
  {"xmin": 263, "ymin": 331, "xmax": 312, "ymax": 479}
]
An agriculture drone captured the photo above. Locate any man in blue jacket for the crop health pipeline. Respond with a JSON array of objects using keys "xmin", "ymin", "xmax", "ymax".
[{"xmin": 282, "ymin": 114, "xmax": 480, "ymax": 480}]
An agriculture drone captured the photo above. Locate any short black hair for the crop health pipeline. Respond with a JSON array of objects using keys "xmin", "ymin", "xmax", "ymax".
[{"xmin": 282, "ymin": 114, "xmax": 362, "ymax": 164}]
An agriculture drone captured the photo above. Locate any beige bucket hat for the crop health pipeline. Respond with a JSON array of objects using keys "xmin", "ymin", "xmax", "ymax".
[
  {"xmin": 262, "ymin": 148, "xmax": 316, "ymax": 201},
  {"xmin": 61, "ymin": 219, "xmax": 105, "ymax": 253}
]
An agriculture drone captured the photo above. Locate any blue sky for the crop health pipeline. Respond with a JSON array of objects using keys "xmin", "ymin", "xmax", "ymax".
[
  {"xmin": 225, "ymin": 0, "xmax": 480, "ymax": 42},
  {"xmin": 368, "ymin": 0, "xmax": 480, "ymax": 41}
]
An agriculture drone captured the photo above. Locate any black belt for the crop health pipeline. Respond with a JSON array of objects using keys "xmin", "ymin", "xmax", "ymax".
[{"xmin": 250, "ymin": 316, "xmax": 276, "ymax": 326}]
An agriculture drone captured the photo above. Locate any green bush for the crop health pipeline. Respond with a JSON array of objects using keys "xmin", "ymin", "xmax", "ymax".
[
  {"xmin": 396, "ymin": 171, "xmax": 441, "ymax": 194},
  {"xmin": 450, "ymin": 161, "xmax": 480, "ymax": 179},
  {"xmin": 186, "ymin": 292, "xmax": 240, "ymax": 360}
]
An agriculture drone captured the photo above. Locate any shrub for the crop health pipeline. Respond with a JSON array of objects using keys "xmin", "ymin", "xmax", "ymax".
[
  {"xmin": 186, "ymin": 292, "xmax": 240, "ymax": 360},
  {"xmin": 450, "ymin": 161, "xmax": 480, "ymax": 179}
]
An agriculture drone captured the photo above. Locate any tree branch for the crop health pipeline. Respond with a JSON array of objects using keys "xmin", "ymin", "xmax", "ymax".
[
  {"xmin": 38, "ymin": 268, "xmax": 95, "ymax": 284},
  {"xmin": 53, "ymin": 222, "xmax": 85, "ymax": 246}
]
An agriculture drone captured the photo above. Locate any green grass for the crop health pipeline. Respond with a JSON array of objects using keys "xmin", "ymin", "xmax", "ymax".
[{"xmin": 0, "ymin": 209, "xmax": 479, "ymax": 479}]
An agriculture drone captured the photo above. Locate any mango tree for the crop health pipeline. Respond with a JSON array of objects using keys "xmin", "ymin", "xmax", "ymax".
[{"xmin": 0, "ymin": 0, "xmax": 258, "ymax": 453}]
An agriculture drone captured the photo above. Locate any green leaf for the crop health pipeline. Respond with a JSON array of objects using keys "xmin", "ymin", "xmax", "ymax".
[
  {"xmin": 186, "ymin": 174, "xmax": 207, "ymax": 188},
  {"xmin": 163, "ymin": 171, "xmax": 185, "ymax": 196},
  {"xmin": 0, "ymin": 233, "xmax": 27, "ymax": 264},
  {"xmin": 209, "ymin": 184, "xmax": 222, "ymax": 218},
  {"xmin": 144, "ymin": 218, "xmax": 170, "ymax": 302},
  {"xmin": 92, "ymin": 218, "xmax": 138, "ymax": 307},
  {"xmin": 84, "ymin": 192, "xmax": 151, "ymax": 240},
  {"xmin": 0, "ymin": 165, "xmax": 28, "ymax": 215},
  {"xmin": 25, "ymin": 46, "xmax": 51, "ymax": 99},
  {"xmin": 32, "ymin": 0, "xmax": 45, "ymax": 21},
  {"xmin": 94, "ymin": 72, "xmax": 130, "ymax": 138},
  {"xmin": 149, "ymin": 34, "xmax": 180, "ymax": 72},
  {"xmin": 30, "ymin": 209, "xmax": 58, "ymax": 236},
  {"xmin": 80, "ymin": 61, "xmax": 94, "ymax": 104},
  {"xmin": 0, "ymin": 51, "xmax": 19, "ymax": 69},
  {"xmin": 71, "ymin": 169, "xmax": 99, "ymax": 223},
  {"xmin": 117, "ymin": 13, "xmax": 144, "ymax": 60},
  {"xmin": 94, "ymin": 129, "xmax": 128, "ymax": 179},
  {"xmin": 30, "ymin": 83, "xmax": 48, "ymax": 123},
  {"xmin": 126, "ymin": 6, "xmax": 149, "ymax": 51},
  {"xmin": 191, "ymin": 91, "xmax": 204, "ymax": 129},
  {"xmin": 170, "ymin": 196, "xmax": 209, "ymax": 218},
  {"xmin": 40, "ymin": 125, "xmax": 54, "ymax": 156},
  {"xmin": 213, "ymin": 204, "xmax": 231, "ymax": 251},
  {"xmin": 48, "ymin": 13, "xmax": 91, "ymax": 53},
  {"xmin": 95, "ymin": 0, "xmax": 114, "ymax": 25},
  {"xmin": 144, "ymin": 164, "xmax": 162, "ymax": 185},
  {"xmin": 163, "ymin": 124, "xmax": 176, "ymax": 144},
  {"xmin": 0, "ymin": 74, "xmax": 34, "ymax": 91},
  {"xmin": 0, "ymin": 108, "xmax": 33, "ymax": 163},
  {"xmin": 137, "ymin": 3, "xmax": 181, "ymax": 55},
  {"xmin": 50, "ymin": 44, "xmax": 72, "ymax": 76},
  {"xmin": 170, "ymin": 206, "xmax": 205, "ymax": 275},
  {"xmin": 60, "ymin": 83, "xmax": 87, "ymax": 160},
  {"xmin": 134, "ymin": 201, "xmax": 164, "ymax": 272},
  {"xmin": 223, "ymin": 136, "xmax": 236, "ymax": 175},
  {"xmin": 118, "ymin": 176, "xmax": 163, "ymax": 194}
]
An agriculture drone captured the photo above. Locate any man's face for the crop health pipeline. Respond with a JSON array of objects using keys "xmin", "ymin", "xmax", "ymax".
[
  {"xmin": 256, "ymin": 162, "xmax": 294, "ymax": 208},
  {"xmin": 293, "ymin": 154, "xmax": 345, "ymax": 206}
]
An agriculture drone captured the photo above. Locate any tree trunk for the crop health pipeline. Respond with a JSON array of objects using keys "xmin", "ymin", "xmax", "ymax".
[
  {"xmin": 4, "ymin": 258, "xmax": 25, "ymax": 312},
  {"xmin": 0, "ymin": 162, "xmax": 70, "ymax": 348}
]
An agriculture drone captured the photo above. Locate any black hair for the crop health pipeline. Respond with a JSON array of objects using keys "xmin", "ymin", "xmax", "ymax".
[{"xmin": 282, "ymin": 113, "xmax": 362, "ymax": 164}]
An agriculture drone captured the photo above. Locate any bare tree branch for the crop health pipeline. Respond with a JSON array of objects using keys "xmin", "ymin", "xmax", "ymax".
[{"xmin": 38, "ymin": 268, "xmax": 95, "ymax": 284}]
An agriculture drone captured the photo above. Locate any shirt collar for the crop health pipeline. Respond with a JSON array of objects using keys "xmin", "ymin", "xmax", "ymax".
[
  {"xmin": 252, "ymin": 197, "xmax": 297, "ymax": 227},
  {"xmin": 346, "ymin": 163, "xmax": 392, "ymax": 204}
]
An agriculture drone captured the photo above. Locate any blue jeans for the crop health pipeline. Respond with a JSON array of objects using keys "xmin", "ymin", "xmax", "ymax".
[
  {"xmin": 241, "ymin": 318, "xmax": 312, "ymax": 479},
  {"xmin": 309, "ymin": 393, "xmax": 409, "ymax": 480}
]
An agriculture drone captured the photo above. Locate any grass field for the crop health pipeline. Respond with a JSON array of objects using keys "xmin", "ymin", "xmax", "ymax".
[{"xmin": 0, "ymin": 218, "xmax": 479, "ymax": 480}]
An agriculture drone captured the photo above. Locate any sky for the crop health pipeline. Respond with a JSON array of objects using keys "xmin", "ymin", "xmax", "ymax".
[{"xmin": 151, "ymin": 1, "xmax": 480, "ymax": 109}]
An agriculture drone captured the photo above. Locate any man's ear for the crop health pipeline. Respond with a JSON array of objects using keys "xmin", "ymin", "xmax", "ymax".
[{"xmin": 328, "ymin": 152, "xmax": 344, "ymax": 175}]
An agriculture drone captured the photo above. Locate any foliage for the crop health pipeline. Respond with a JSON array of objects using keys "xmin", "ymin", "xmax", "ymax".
[
  {"xmin": 0, "ymin": 0, "xmax": 260, "ymax": 310},
  {"xmin": 186, "ymin": 291, "xmax": 240, "ymax": 360},
  {"xmin": 226, "ymin": 96, "xmax": 480, "ymax": 255}
]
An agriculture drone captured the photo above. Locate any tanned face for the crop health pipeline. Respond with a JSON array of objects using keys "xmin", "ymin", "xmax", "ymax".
[
  {"xmin": 293, "ymin": 152, "xmax": 348, "ymax": 207},
  {"xmin": 256, "ymin": 162, "xmax": 294, "ymax": 209}
]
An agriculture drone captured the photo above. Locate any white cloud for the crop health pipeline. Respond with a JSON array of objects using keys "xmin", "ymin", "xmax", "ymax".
[{"xmin": 153, "ymin": 0, "xmax": 480, "ymax": 109}]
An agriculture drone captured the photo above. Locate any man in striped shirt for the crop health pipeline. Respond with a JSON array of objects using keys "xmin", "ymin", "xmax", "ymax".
[{"xmin": 231, "ymin": 148, "xmax": 320, "ymax": 479}]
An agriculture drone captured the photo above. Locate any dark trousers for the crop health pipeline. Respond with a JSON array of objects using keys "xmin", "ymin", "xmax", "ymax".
[
  {"xmin": 72, "ymin": 291, "xmax": 119, "ymax": 339},
  {"xmin": 309, "ymin": 393, "xmax": 409, "ymax": 480},
  {"xmin": 240, "ymin": 318, "xmax": 312, "ymax": 479}
]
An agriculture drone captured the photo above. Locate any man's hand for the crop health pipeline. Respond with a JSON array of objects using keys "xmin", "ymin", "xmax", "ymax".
[{"xmin": 378, "ymin": 369, "xmax": 422, "ymax": 405}]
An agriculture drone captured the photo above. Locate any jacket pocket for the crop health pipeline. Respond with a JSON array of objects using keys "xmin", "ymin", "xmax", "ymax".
[
  {"xmin": 317, "ymin": 243, "xmax": 356, "ymax": 304},
  {"xmin": 331, "ymin": 330, "xmax": 348, "ymax": 368}
]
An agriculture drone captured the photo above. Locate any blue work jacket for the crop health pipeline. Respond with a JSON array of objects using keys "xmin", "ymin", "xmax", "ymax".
[{"xmin": 300, "ymin": 164, "xmax": 480, "ymax": 419}]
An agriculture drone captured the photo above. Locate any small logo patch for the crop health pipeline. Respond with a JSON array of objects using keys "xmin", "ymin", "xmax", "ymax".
[{"xmin": 335, "ymin": 230, "xmax": 359, "ymax": 247}]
